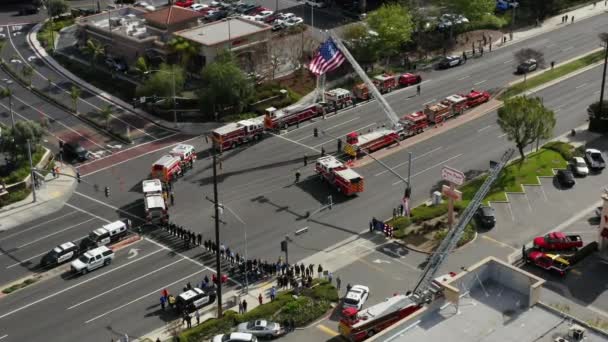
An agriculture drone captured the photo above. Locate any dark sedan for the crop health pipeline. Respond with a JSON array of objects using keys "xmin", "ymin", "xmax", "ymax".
[
  {"xmin": 437, "ymin": 56, "xmax": 464, "ymax": 69},
  {"xmin": 556, "ymin": 169, "xmax": 575, "ymax": 188},
  {"xmin": 475, "ymin": 205, "xmax": 496, "ymax": 229}
]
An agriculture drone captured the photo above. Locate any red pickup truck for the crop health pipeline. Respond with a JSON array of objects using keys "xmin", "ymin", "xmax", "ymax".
[{"xmin": 533, "ymin": 232, "xmax": 583, "ymax": 251}]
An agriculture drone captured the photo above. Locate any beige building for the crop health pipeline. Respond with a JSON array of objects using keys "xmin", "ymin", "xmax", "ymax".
[{"xmin": 174, "ymin": 17, "xmax": 272, "ymax": 72}]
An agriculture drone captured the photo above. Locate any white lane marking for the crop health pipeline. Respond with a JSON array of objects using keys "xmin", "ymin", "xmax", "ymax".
[
  {"xmin": 312, "ymin": 138, "xmax": 336, "ymax": 149},
  {"xmin": 503, "ymin": 59, "xmax": 513, "ymax": 64},
  {"xmin": 422, "ymin": 99, "xmax": 436, "ymax": 105},
  {"xmin": 0, "ymin": 211, "xmax": 78, "ymax": 242},
  {"xmin": 79, "ymin": 134, "xmax": 197, "ymax": 178},
  {"xmin": 575, "ymin": 83, "xmax": 587, "ymax": 89},
  {"xmin": 295, "ymin": 116, "xmax": 361, "ymax": 141},
  {"xmin": 67, "ymin": 259, "xmax": 184, "ymax": 310},
  {"xmin": 477, "ymin": 124, "xmax": 493, "ymax": 132},
  {"xmin": 7, "ymin": 26, "xmax": 155, "ymax": 139},
  {"xmin": 375, "ymin": 146, "xmax": 443, "ymax": 176},
  {"xmin": 267, "ymin": 132, "xmax": 320, "ymax": 153},
  {"xmin": 562, "ymin": 46, "xmax": 573, "ymax": 52},
  {"xmin": 0, "ymin": 248, "xmax": 165, "ymax": 319},
  {"xmin": 392, "ymin": 154, "xmax": 463, "ymax": 185},
  {"xmin": 64, "ymin": 203, "xmax": 112, "ymax": 223},
  {"xmin": 17, "ymin": 218, "xmax": 95, "ymax": 249},
  {"xmin": 71, "ymin": 193, "xmax": 145, "ymax": 225},
  {"xmin": 474, "ymin": 80, "xmax": 487, "ymax": 86},
  {"xmin": 84, "ymin": 268, "xmax": 207, "ymax": 324},
  {"xmin": 545, "ymin": 43, "xmax": 556, "ymax": 48},
  {"xmin": 458, "ymin": 75, "xmax": 470, "ymax": 80},
  {"xmin": 0, "ymin": 335, "xmax": 7, "ymax": 340},
  {"xmin": 498, "ymin": 133, "xmax": 508, "ymax": 138}
]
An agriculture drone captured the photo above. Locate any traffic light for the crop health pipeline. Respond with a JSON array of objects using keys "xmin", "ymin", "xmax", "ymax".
[
  {"xmin": 280, "ymin": 240, "xmax": 288, "ymax": 252},
  {"xmin": 313, "ymin": 128, "xmax": 318, "ymax": 137},
  {"xmin": 76, "ymin": 171, "xmax": 81, "ymax": 183},
  {"xmin": 104, "ymin": 186, "xmax": 110, "ymax": 198}
]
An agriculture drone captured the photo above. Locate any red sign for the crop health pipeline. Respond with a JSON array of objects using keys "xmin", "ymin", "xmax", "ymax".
[{"xmin": 442, "ymin": 185, "xmax": 462, "ymax": 200}]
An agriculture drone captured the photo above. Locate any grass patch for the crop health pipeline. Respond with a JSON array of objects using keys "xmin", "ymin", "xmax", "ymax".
[
  {"xmin": 433, "ymin": 223, "xmax": 476, "ymax": 247},
  {"xmin": 500, "ymin": 49, "xmax": 605, "ymax": 100},
  {"xmin": 1, "ymin": 277, "xmax": 39, "ymax": 294},
  {"xmin": 1, "ymin": 147, "xmax": 44, "ymax": 184}
]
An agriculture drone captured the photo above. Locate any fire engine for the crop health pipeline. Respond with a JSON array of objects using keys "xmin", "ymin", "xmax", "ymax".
[
  {"xmin": 463, "ymin": 89, "xmax": 491, "ymax": 108},
  {"xmin": 263, "ymin": 103, "xmax": 324, "ymax": 130},
  {"xmin": 343, "ymin": 129, "xmax": 400, "ymax": 158},
  {"xmin": 399, "ymin": 111, "xmax": 429, "ymax": 139},
  {"xmin": 170, "ymin": 144, "xmax": 197, "ymax": 169},
  {"xmin": 142, "ymin": 179, "xmax": 168, "ymax": 225},
  {"xmin": 423, "ymin": 94, "xmax": 467, "ymax": 124},
  {"xmin": 324, "ymin": 88, "xmax": 354, "ymax": 109},
  {"xmin": 315, "ymin": 156, "xmax": 364, "ymax": 195},
  {"xmin": 151, "ymin": 155, "xmax": 182, "ymax": 183},
  {"xmin": 352, "ymin": 74, "xmax": 397, "ymax": 101},
  {"xmin": 212, "ymin": 117, "xmax": 265, "ymax": 152}
]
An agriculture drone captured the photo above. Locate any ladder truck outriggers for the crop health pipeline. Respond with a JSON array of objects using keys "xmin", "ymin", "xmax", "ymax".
[{"xmin": 338, "ymin": 149, "xmax": 514, "ymax": 342}]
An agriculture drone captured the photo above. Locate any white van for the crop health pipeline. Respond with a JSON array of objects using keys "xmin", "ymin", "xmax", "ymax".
[{"xmin": 71, "ymin": 246, "xmax": 114, "ymax": 275}]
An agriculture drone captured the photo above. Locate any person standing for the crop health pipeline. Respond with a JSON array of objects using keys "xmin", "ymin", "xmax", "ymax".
[
  {"xmin": 185, "ymin": 314, "xmax": 192, "ymax": 329},
  {"xmin": 170, "ymin": 190, "xmax": 175, "ymax": 206},
  {"xmin": 239, "ymin": 301, "xmax": 244, "ymax": 314},
  {"xmin": 258, "ymin": 293, "xmax": 263, "ymax": 305},
  {"xmin": 270, "ymin": 286, "xmax": 276, "ymax": 301},
  {"xmin": 160, "ymin": 296, "xmax": 166, "ymax": 311},
  {"xmin": 336, "ymin": 276, "xmax": 341, "ymax": 291},
  {"xmin": 290, "ymin": 318, "xmax": 296, "ymax": 332},
  {"xmin": 328, "ymin": 272, "xmax": 333, "ymax": 285},
  {"xmin": 195, "ymin": 310, "xmax": 200, "ymax": 325},
  {"xmin": 416, "ymin": 84, "xmax": 421, "ymax": 96},
  {"xmin": 317, "ymin": 264, "xmax": 323, "ymax": 278},
  {"xmin": 346, "ymin": 283, "xmax": 352, "ymax": 293},
  {"xmin": 242, "ymin": 299, "xmax": 248, "ymax": 313}
]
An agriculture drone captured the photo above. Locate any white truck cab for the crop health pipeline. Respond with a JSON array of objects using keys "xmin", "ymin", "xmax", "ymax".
[
  {"xmin": 142, "ymin": 179, "xmax": 168, "ymax": 224},
  {"xmin": 71, "ymin": 246, "xmax": 114, "ymax": 275}
]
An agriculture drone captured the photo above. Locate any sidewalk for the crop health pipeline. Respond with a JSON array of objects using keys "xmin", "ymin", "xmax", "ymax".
[{"xmin": 0, "ymin": 162, "xmax": 78, "ymax": 232}]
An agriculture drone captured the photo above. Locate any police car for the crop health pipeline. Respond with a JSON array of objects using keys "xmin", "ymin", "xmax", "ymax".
[
  {"xmin": 176, "ymin": 288, "xmax": 216, "ymax": 313},
  {"xmin": 40, "ymin": 242, "xmax": 79, "ymax": 267},
  {"xmin": 343, "ymin": 285, "xmax": 370, "ymax": 310},
  {"xmin": 70, "ymin": 246, "xmax": 114, "ymax": 275}
]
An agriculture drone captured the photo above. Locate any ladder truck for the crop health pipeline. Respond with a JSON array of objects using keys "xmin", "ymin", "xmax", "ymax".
[{"xmin": 338, "ymin": 149, "xmax": 514, "ymax": 342}]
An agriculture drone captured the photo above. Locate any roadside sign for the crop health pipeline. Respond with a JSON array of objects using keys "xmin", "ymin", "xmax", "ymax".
[
  {"xmin": 441, "ymin": 166, "xmax": 465, "ymax": 185},
  {"xmin": 442, "ymin": 185, "xmax": 462, "ymax": 201}
]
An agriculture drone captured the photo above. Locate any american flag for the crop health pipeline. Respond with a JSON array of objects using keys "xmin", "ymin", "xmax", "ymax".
[{"xmin": 308, "ymin": 39, "xmax": 345, "ymax": 75}]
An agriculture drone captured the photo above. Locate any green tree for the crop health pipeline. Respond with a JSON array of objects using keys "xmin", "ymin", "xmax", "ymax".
[
  {"xmin": 366, "ymin": 4, "xmax": 414, "ymax": 63},
  {"xmin": 198, "ymin": 51, "xmax": 253, "ymax": 119},
  {"xmin": 134, "ymin": 56, "xmax": 149, "ymax": 76},
  {"xmin": 98, "ymin": 105, "xmax": 113, "ymax": 129},
  {"xmin": 497, "ymin": 96, "xmax": 556, "ymax": 160},
  {"xmin": 48, "ymin": 0, "xmax": 69, "ymax": 18},
  {"xmin": 70, "ymin": 86, "xmax": 81, "ymax": 113},
  {"xmin": 168, "ymin": 37, "xmax": 199, "ymax": 70},
  {"xmin": 440, "ymin": 0, "xmax": 495, "ymax": 21},
  {"xmin": 21, "ymin": 65, "xmax": 34, "ymax": 87},
  {"xmin": 342, "ymin": 23, "xmax": 379, "ymax": 67},
  {"xmin": 135, "ymin": 63, "xmax": 185, "ymax": 101},
  {"xmin": 1, "ymin": 121, "xmax": 44, "ymax": 160},
  {"xmin": 84, "ymin": 39, "xmax": 105, "ymax": 67}
]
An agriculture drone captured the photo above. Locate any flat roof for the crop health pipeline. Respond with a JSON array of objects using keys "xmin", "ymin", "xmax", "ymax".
[{"xmin": 175, "ymin": 17, "xmax": 270, "ymax": 46}]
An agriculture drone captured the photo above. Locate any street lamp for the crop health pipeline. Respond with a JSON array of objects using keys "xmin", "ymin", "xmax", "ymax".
[
  {"xmin": 598, "ymin": 33, "xmax": 608, "ymax": 118},
  {"xmin": 144, "ymin": 69, "xmax": 178, "ymax": 128}
]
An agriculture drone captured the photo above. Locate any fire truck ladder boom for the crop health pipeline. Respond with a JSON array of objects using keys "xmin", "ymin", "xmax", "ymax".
[
  {"xmin": 411, "ymin": 148, "xmax": 515, "ymax": 303},
  {"xmin": 330, "ymin": 33, "xmax": 401, "ymax": 129}
]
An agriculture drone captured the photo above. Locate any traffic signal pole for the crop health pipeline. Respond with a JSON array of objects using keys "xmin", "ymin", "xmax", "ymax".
[{"xmin": 212, "ymin": 148, "xmax": 223, "ymax": 318}]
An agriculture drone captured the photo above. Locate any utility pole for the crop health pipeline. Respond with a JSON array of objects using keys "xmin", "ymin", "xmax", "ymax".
[
  {"xmin": 8, "ymin": 88, "xmax": 14, "ymax": 130},
  {"xmin": 212, "ymin": 147, "xmax": 223, "ymax": 318},
  {"xmin": 27, "ymin": 139, "xmax": 37, "ymax": 203},
  {"xmin": 599, "ymin": 34, "xmax": 608, "ymax": 117},
  {"xmin": 171, "ymin": 70, "xmax": 177, "ymax": 128}
]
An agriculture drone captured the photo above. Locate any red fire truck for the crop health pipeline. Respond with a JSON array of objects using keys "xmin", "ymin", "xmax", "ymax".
[
  {"xmin": 151, "ymin": 155, "xmax": 182, "ymax": 183},
  {"xmin": 263, "ymin": 103, "xmax": 324, "ymax": 130},
  {"xmin": 170, "ymin": 144, "xmax": 197, "ymax": 169},
  {"xmin": 423, "ymin": 94, "xmax": 467, "ymax": 124},
  {"xmin": 343, "ymin": 129, "xmax": 400, "ymax": 158},
  {"xmin": 339, "ymin": 294, "xmax": 421, "ymax": 341},
  {"xmin": 399, "ymin": 111, "xmax": 429, "ymax": 139},
  {"xmin": 463, "ymin": 89, "xmax": 491, "ymax": 108},
  {"xmin": 315, "ymin": 156, "xmax": 364, "ymax": 195},
  {"xmin": 212, "ymin": 117, "xmax": 265, "ymax": 151},
  {"xmin": 352, "ymin": 74, "xmax": 397, "ymax": 100},
  {"xmin": 324, "ymin": 88, "xmax": 354, "ymax": 109}
]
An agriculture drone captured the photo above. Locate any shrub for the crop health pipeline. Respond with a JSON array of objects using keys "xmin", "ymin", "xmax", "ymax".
[
  {"xmin": 410, "ymin": 203, "xmax": 449, "ymax": 223},
  {"xmin": 433, "ymin": 223, "xmax": 475, "ymax": 246},
  {"xmin": 543, "ymin": 141, "xmax": 574, "ymax": 160},
  {"xmin": 304, "ymin": 280, "xmax": 339, "ymax": 302},
  {"xmin": 466, "ymin": 13, "xmax": 509, "ymax": 31}
]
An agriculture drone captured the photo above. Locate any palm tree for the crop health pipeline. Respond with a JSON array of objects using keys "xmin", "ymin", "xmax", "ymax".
[
  {"xmin": 134, "ymin": 56, "xmax": 149, "ymax": 77},
  {"xmin": 99, "ymin": 105, "xmax": 113, "ymax": 129},
  {"xmin": 168, "ymin": 37, "xmax": 199, "ymax": 70},
  {"xmin": 70, "ymin": 85, "xmax": 81, "ymax": 113},
  {"xmin": 21, "ymin": 65, "xmax": 34, "ymax": 87},
  {"xmin": 84, "ymin": 39, "xmax": 105, "ymax": 67}
]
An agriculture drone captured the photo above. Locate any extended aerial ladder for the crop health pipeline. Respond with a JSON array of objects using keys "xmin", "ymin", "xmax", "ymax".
[{"xmin": 410, "ymin": 149, "xmax": 515, "ymax": 304}]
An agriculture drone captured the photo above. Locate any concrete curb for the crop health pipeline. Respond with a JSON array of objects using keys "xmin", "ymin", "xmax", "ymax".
[{"xmin": 393, "ymin": 230, "xmax": 479, "ymax": 256}]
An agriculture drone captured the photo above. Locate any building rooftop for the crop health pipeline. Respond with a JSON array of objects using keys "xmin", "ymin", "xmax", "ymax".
[
  {"xmin": 143, "ymin": 6, "xmax": 202, "ymax": 29},
  {"xmin": 78, "ymin": 7, "xmax": 160, "ymax": 41},
  {"xmin": 174, "ymin": 17, "xmax": 270, "ymax": 46}
]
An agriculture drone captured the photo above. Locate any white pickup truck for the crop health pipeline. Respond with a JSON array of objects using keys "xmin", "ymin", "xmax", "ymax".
[{"xmin": 71, "ymin": 246, "xmax": 114, "ymax": 275}]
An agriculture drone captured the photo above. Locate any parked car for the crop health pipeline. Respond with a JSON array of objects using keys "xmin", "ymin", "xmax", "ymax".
[
  {"xmin": 438, "ymin": 14, "xmax": 469, "ymax": 29},
  {"xmin": 283, "ymin": 16, "xmax": 304, "ymax": 27},
  {"xmin": 533, "ymin": 232, "xmax": 583, "ymax": 251},
  {"xmin": 70, "ymin": 246, "xmax": 114, "ymax": 275},
  {"xmin": 475, "ymin": 205, "xmax": 496, "ymax": 229},
  {"xmin": 555, "ymin": 169, "xmax": 575, "ymax": 188},
  {"xmin": 343, "ymin": 285, "xmax": 370, "ymax": 310},
  {"xmin": 525, "ymin": 250, "xmax": 570, "ymax": 276},
  {"xmin": 18, "ymin": 5, "xmax": 39, "ymax": 15},
  {"xmin": 213, "ymin": 333, "xmax": 257, "ymax": 342},
  {"xmin": 63, "ymin": 141, "xmax": 89, "ymax": 161},
  {"xmin": 516, "ymin": 58, "xmax": 537, "ymax": 74},
  {"xmin": 176, "ymin": 288, "xmax": 216, "ymax": 313},
  {"xmin": 570, "ymin": 156, "xmax": 589, "ymax": 176},
  {"xmin": 105, "ymin": 57, "xmax": 127, "ymax": 72},
  {"xmin": 191, "ymin": 3, "xmax": 209, "ymax": 11},
  {"xmin": 205, "ymin": 9, "xmax": 228, "ymax": 21},
  {"xmin": 250, "ymin": 6, "xmax": 270, "ymax": 14},
  {"xmin": 40, "ymin": 242, "xmax": 79, "ymax": 267},
  {"xmin": 237, "ymin": 320, "xmax": 283, "ymax": 338},
  {"xmin": 271, "ymin": 21, "xmax": 284, "ymax": 31},
  {"xmin": 236, "ymin": 3, "xmax": 259, "ymax": 14},
  {"xmin": 254, "ymin": 10, "xmax": 274, "ymax": 21},
  {"xmin": 437, "ymin": 55, "xmax": 464, "ymax": 69},
  {"xmin": 585, "ymin": 148, "xmax": 606, "ymax": 171},
  {"xmin": 398, "ymin": 73, "xmax": 422, "ymax": 87}
]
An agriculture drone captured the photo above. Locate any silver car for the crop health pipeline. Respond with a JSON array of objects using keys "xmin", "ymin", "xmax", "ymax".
[{"xmin": 237, "ymin": 320, "xmax": 283, "ymax": 339}]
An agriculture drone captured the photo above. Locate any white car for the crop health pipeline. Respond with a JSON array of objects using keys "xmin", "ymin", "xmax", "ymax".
[
  {"xmin": 283, "ymin": 16, "xmax": 303, "ymax": 27},
  {"xmin": 255, "ymin": 10, "xmax": 274, "ymax": 21},
  {"xmin": 213, "ymin": 332, "xmax": 257, "ymax": 342},
  {"xmin": 277, "ymin": 12, "xmax": 295, "ymax": 21},
  {"xmin": 70, "ymin": 246, "xmax": 114, "ymax": 275},
  {"xmin": 571, "ymin": 157, "xmax": 589, "ymax": 176},
  {"xmin": 438, "ymin": 14, "xmax": 469, "ymax": 29},
  {"xmin": 343, "ymin": 285, "xmax": 370, "ymax": 310},
  {"xmin": 237, "ymin": 320, "xmax": 283, "ymax": 338},
  {"xmin": 191, "ymin": 3, "xmax": 209, "ymax": 11}
]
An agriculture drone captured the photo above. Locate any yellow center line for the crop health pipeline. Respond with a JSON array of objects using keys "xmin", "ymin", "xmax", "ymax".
[
  {"xmin": 481, "ymin": 235, "xmax": 517, "ymax": 251},
  {"xmin": 317, "ymin": 324, "xmax": 339, "ymax": 337}
]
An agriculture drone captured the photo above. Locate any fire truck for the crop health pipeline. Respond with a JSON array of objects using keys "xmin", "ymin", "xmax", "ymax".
[
  {"xmin": 142, "ymin": 179, "xmax": 168, "ymax": 225},
  {"xmin": 343, "ymin": 129, "xmax": 400, "ymax": 158},
  {"xmin": 423, "ymin": 94, "xmax": 467, "ymax": 124},
  {"xmin": 212, "ymin": 117, "xmax": 265, "ymax": 151},
  {"xmin": 352, "ymin": 74, "xmax": 397, "ymax": 100},
  {"xmin": 170, "ymin": 144, "xmax": 197, "ymax": 169},
  {"xmin": 324, "ymin": 88, "xmax": 354, "ymax": 109},
  {"xmin": 263, "ymin": 103, "xmax": 324, "ymax": 130},
  {"xmin": 151, "ymin": 155, "xmax": 182, "ymax": 183},
  {"xmin": 463, "ymin": 89, "xmax": 491, "ymax": 108},
  {"xmin": 399, "ymin": 111, "xmax": 429, "ymax": 139},
  {"xmin": 315, "ymin": 156, "xmax": 364, "ymax": 195}
]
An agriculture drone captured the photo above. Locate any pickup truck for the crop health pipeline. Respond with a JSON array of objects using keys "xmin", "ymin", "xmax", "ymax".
[
  {"xmin": 585, "ymin": 148, "xmax": 606, "ymax": 170},
  {"xmin": 525, "ymin": 249, "xmax": 570, "ymax": 276},
  {"xmin": 71, "ymin": 246, "xmax": 114, "ymax": 275},
  {"xmin": 533, "ymin": 232, "xmax": 583, "ymax": 251}
]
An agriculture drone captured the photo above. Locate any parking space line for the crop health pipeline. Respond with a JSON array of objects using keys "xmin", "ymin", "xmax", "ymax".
[
  {"xmin": 17, "ymin": 218, "xmax": 95, "ymax": 249},
  {"xmin": 0, "ymin": 211, "xmax": 78, "ymax": 242},
  {"xmin": 498, "ymin": 133, "xmax": 507, "ymax": 138},
  {"xmin": 477, "ymin": 125, "xmax": 493, "ymax": 132},
  {"xmin": 480, "ymin": 235, "xmax": 517, "ymax": 251},
  {"xmin": 505, "ymin": 201, "xmax": 516, "ymax": 222},
  {"xmin": 458, "ymin": 75, "xmax": 470, "ymax": 80},
  {"xmin": 474, "ymin": 80, "xmax": 487, "ymax": 86},
  {"xmin": 84, "ymin": 269, "xmax": 206, "ymax": 324},
  {"xmin": 503, "ymin": 59, "xmax": 513, "ymax": 64},
  {"xmin": 0, "ymin": 248, "xmax": 165, "ymax": 320},
  {"xmin": 539, "ymin": 185, "xmax": 548, "ymax": 201},
  {"xmin": 575, "ymin": 83, "xmax": 587, "ymax": 89},
  {"xmin": 375, "ymin": 147, "xmax": 442, "ymax": 176},
  {"xmin": 67, "ymin": 259, "xmax": 184, "ymax": 310},
  {"xmin": 317, "ymin": 324, "xmax": 339, "ymax": 337},
  {"xmin": 392, "ymin": 154, "xmax": 463, "ymax": 185}
]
